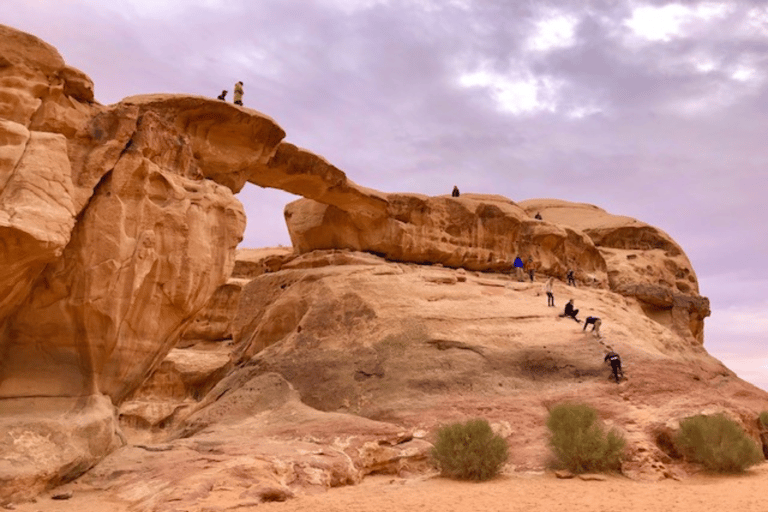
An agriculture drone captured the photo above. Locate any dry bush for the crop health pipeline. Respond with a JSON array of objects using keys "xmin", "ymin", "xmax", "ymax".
[
  {"xmin": 546, "ymin": 402, "xmax": 625, "ymax": 473},
  {"xmin": 674, "ymin": 414, "xmax": 762, "ymax": 473},
  {"xmin": 430, "ymin": 418, "xmax": 509, "ymax": 481}
]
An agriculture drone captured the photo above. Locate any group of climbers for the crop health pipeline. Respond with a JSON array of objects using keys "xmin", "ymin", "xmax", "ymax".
[
  {"xmin": 447, "ymin": 189, "xmax": 623, "ymax": 384},
  {"xmin": 538, "ymin": 269, "xmax": 623, "ymax": 384}
]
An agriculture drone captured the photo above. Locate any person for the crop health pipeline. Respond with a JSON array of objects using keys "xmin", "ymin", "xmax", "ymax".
[
  {"xmin": 583, "ymin": 316, "xmax": 602, "ymax": 337},
  {"xmin": 566, "ymin": 269, "xmax": 576, "ymax": 286},
  {"xmin": 544, "ymin": 277, "xmax": 555, "ymax": 307},
  {"xmin": 233, "ymin": 81, "xmax": 244, "ymax": 106},
  {"xmin": 534, "ymin": 212, "xmax": 542, "ymax": 220},
  {"xmin": 527, "ymin": 256, "xmax": 535, "ymax": 282},
  {"xmin": 452, "ymin": 185, "xmax": 460, "ymax": 197},
  {"xmin": 513, "ymin": 256, "xmax": 525, "ymax": 281},
  {"xmin": 604, "ymin": 351, "xmax": 623, "ymax": 383},
  {"xmin": 563, "ymin": 299, "xmax": 579, "ymax": 322},
  {"xmin": 217, "ymin": 90, "xmax": 227, "ymax": 100}
]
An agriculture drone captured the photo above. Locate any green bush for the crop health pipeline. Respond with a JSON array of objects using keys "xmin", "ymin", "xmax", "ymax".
[
  {"xmin": 674, "ymin": 414, "xmax": 762, "ymax": 473},
  {"xmin": 546, "ymin": 403, "xmax": 625, "ymax": 473},
  {"xmin": 759, "ymin": 411, "xmax": 768, "ymax": 429},
  {"xmin": 430, "ymin": 418, "xmax": 509, "ymax": 481}
]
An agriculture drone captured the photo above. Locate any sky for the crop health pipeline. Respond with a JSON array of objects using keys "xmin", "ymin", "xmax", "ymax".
[{"xmin": 3, "ymin": 0, "xmax": 767, "ymax": 390}]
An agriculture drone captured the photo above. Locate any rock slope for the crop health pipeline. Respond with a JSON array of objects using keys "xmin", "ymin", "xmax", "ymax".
[{"xmin": 0, "ymin": 24, "xmax": 763, "ymax": 509}]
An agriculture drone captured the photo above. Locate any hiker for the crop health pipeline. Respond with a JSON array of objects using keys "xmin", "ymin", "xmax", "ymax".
[
  {"xmin": 233, "ymin": 81, "xmax": 244, "ymax": 106},
  {"xmin": 513, "ymin": 256, "xmax": 525, "ymax": 281},
  {"xmin": 563, "ymin": 299, "xmax": 580, "ymax": 322},
  {"xmin": 452, "ymin": 185, "xmax": 460, "ymax": 197},
  {"xmin": 604, "ymin": 351, "xmax": 623, "ymax": 383},
  {"xmin": 583, "ymin": 316, "xmax": 602, "ymax": 337},
  {"xmin": 566, "ymin": 269, "xmax": 576, "ymax": 286},
  {"xmin": 527, "ymin": 256, "xmax": 535, "ymax": 282},
  {"xmin": 544, "ymin": 277, "xmax": 555, "ymax": 307},
  {"xmin": 217, "ymin": 90, "xmax": 227, "ymax": 100},
  {"xmin": 534, "ymin": 212, "xmax": 542, "ymax": 220}
]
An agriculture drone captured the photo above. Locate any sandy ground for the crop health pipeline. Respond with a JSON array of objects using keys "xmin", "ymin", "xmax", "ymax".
[{"xmin": 14, "ymin": 463, "xmax": 768, "ymax": 512}]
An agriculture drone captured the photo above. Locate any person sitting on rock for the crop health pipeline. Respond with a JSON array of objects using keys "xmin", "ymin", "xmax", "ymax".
[
  {"xmin": 583, "ymin": 316, "xmax": 602, "ymax": 337},
  {"xmin": 534, "ymin": 212, "xmax": 542, "ymax": 220},
  {"xmin": 563, "ymin": 299, "xmax": 579, "ymax": 322},
  {"xmin": 604, "ymin": 350, "xmax": 623, "ymax": 383},
  {"xmin": 217, "ymin": 90, "xmax": 227, "ymax": 100},
  {"xmin": 452, "ymin": 185, "xmax": 460, "ymax": 197}
]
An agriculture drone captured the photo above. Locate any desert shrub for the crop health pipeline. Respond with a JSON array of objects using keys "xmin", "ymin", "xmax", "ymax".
[
  {"xmin": 430, "ymin": 418, "xmax": 509, "ymax": 481},
  {"xmin": 758, "ymin": 411, "xmax": 768, "ymax": 429},
  {"xmin": 546, "ymin": 403, "xmax": 625, "ymax": 473},
  {"xmin": 674, "ymin": 414, "xmax": 762, "ymax": 473}
]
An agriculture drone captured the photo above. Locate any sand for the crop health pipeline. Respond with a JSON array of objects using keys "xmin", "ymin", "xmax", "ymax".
[{"xmin": 13, "ymin": 463, "xmax": 768, "ymax": 512}]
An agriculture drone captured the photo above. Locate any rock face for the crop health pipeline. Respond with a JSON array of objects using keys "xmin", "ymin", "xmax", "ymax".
[
  {"xmin": 0, "ymin": 23, "xmax": 759, "ymax": 510},
  {"xmin": 285, "ymin": 193, "xmax": 608, "ymax": 279},
  {"xmin": 518, "ymin": 199, "xmax": 709, "ymax": 344}
]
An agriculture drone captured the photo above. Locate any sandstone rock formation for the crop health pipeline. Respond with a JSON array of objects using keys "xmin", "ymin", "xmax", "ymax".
[
  {"xmin": 1, "ymin": 23, "xmax": 764, "ymax": 510},
  {"xmin": 518, "ymin": 199, "xmax": 709, "ymax": 344},
  {"xmin": 284, "ymin": 193, "xmax": 608, "ymax": 278}
]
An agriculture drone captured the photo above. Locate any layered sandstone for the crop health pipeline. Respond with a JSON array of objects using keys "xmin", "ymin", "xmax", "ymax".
[
  {"xmin": 0, "ymin": 23, "xmax": 760, "ymax": 510},
  {"xmin": 284, "ymin": 193, "xmax": 607, "ymax": 278},
  {"xmin": 518, "ymin": 199, "xmax": 709, "ymax": 343}
]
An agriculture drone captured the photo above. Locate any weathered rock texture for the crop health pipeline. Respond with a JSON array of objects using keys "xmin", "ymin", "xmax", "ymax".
[
  {"xmin": 0, "ymin": 24, "xmax": 761, "ymax": 511},
  {"xmin": 284, "ymin": 194, "xmax": 608, "ymax": 280},
  {"xmin": 518, "ymin": 199, "xmax": 710, "ymax": 344}
]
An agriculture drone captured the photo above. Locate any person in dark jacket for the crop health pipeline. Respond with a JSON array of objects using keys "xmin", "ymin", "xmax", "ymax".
[
  {"xmin": 563, "ymin": 299, "xmax": 579, "ymax": 322},
  {"xmin": 217, "ymin": 90, "xmax": 227, "ymax": 100},
  {"xmin": 583, "ymin": 316, "xmax": 602, "ymax": 337},
  {"xmin": 566, "ymin": 269, "xmax": 576, "ymax": 286},
  {"xmin": 604, "ymin": 351, "xmax": 623, "ymax": 383}
]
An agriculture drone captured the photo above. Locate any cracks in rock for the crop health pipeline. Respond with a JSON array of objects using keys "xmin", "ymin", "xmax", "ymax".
[{"xmin": 426, "ymin": 338, "xmax": 486, "ymax": 358}]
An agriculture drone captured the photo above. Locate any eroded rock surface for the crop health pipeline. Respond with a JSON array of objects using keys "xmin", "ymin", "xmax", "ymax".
[
  {"xmin": 285, "ymin": 193, "xmax": 608, "ymax": 279},
  {"xmin": 519, "ymin": 199, "xmax": 709, "ymax": 343}
]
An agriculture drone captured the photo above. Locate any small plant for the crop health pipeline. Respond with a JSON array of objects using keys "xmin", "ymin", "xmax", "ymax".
[
  {"xmin": 430, "ymin": 418, "xmax": 509, "ymax": 481},
  {"xmin": 674, "ymin": 413, "xmax": 762, "ymax": 473},
  {"xmin": 758, "ymin": 411, "xmax": 768, "ymax": 429},
  {"xmin": 546, "ymin": 403, "xmax": 625, "ymax": 473}
]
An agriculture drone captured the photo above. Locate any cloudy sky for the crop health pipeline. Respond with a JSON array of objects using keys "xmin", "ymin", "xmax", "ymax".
[{"xmin": 4, "ymin": 0, "xmax": 767, "ymax": 389}]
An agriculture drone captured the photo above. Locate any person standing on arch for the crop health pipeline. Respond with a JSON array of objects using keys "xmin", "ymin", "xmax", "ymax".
[
  {"xmin": 234, "ymin": 81, "xmax": 244, "ymax": 106},
  {"xmin": 452, "ymin": 185, "xmax": 460, "ymax": 197}
]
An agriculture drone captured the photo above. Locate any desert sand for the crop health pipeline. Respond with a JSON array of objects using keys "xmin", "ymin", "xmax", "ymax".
[{"xmin": 13, "ymin": 464, "xmax": 768, "ymax": 512}]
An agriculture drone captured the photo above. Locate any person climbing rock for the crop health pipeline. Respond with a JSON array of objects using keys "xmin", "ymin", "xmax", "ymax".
[
  {"xmin": 452, "ymin": 185, "xmax": 460, "ymax": 197},
  {"xmin": 233, "ymin": 81, "xmax": 244, "ymax": 106},
  {"xmin": 544, "ymin": 276, "xmax": 555, "ymax": 307},
  {"xmin": 583, "ymin": 316, "xmax": 602, "ymax": 337},
  {"xmin": 563, "ymin": 299, "xmax": 579, "ymax": 322},
  {"xmin": 604, "ymin": 351, "xmax": 623, "ymax": 383},
  {"xmin": 217, "ymin": 90, "xmax": 227, "ymax": 100},
  {"xmin": 513, "ymin": 255, "xmax": 525, "ymax": 282}
]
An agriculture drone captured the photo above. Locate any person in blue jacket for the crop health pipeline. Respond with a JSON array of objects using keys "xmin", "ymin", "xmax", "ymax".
[{"xmin": 513, "ymin": 255, "xmax": 524, "ymax": 281}]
